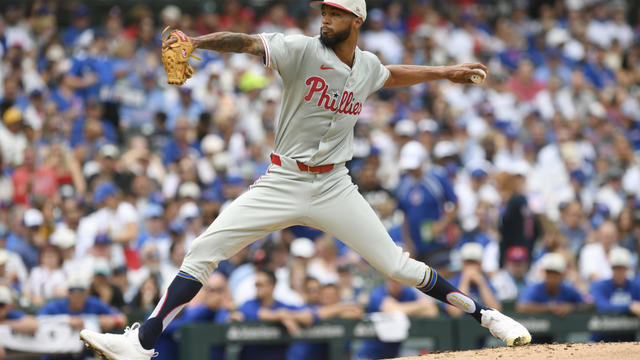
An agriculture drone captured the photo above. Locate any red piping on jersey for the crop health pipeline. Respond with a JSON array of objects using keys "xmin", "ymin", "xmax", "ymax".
[{"xmin": 258, "ymin": 34, "xmax": 270, "ymax": 68}]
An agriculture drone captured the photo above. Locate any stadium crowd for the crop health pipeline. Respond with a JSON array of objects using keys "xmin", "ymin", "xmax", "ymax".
[{"xmin": 1, "ymin": 0, "xmax": 640, "ymax": 358}]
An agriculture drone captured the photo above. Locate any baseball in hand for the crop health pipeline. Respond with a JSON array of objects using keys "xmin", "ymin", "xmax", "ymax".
[{"xmin": 470, "ymin": 69, "xmax": 487, "ymax": 84}]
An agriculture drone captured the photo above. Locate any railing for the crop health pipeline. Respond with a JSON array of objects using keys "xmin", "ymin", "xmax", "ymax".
[
  {"xmin": 178, "ymin": 313, "xmax": 640, "ymax": 359},
  {"xmin": 6, "ymin": 312, "xmax": 639, "ymax": 359}
]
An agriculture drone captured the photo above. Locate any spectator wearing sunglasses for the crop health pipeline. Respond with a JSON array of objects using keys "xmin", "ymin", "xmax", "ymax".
[{"xmin": 155, "ymin": 273, "xmax": 231, "ymax": 360}]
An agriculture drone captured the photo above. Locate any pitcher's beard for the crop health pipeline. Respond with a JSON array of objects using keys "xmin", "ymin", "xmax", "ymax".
[{"xmin": 320, "ymin": 25, "xmax": 351, "ymax": 48}]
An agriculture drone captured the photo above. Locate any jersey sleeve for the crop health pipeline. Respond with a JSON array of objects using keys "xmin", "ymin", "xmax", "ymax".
[
  {"xmin": 258, "ymin": 33, "xmax": 310, "ymax": 82},
  {"xmin": 360, "ymin": 51, "xmax": 390, "ymax": 96}
]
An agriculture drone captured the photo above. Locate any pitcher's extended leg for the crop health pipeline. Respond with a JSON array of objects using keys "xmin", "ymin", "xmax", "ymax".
[
  {"xmin": 307, "ymin": 177, "xmax": 530, "ymax": 346},
  {"xmin": 81, "ymin": 166, "xmax": 307, "ymax": 356}
]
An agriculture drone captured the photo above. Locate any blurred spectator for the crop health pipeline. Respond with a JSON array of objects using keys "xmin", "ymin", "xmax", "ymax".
[
  {"xmin": 307, "ymin": 235, "xmax": 339, "ymax": 285},
  {"xmin": 90, "ymin": 258, "xmax": 125, "ymax": 309},
  {"xmin": 76, "ymin": 181, "xmax": 138, "ymax": 268},
  {"xmin": 6, "ymin": 208, "xmax": 46, "ymax": 269},
  {"xmin": 517, "ymin": 253, "xmax": 588, "ymax": 317},
  {"xmin": 0, "ymin": 285, "xmax": 38, "ymax": 357},
  {"xmin": 445, "ymin": 243, "xmax": 501, "ymax": 317},
  {"xmin": 396, "ymin": 140, "xmax": 457, "ymax": 265},
  {"xmin": 495, "ymin": 171, "xmax": 541, "ymax": 266},
  {"xmin": 135, "ymin": 204, "xmax": 171, "ymax": 263},
  {"xmin": 579, "ymin": 220, "xmax": 620, "ymax": 282},
  {"xmin": 23, "ymin": 244, "xmax": 66, "ymax": 307},
  {"xmin": 356, "ymin": 279, "xmax": 437, "ymax": 360},
  {"xmin": 231, "ymin": 269, "xmax": 312, "ymax": 360},
  {"xmin": 156, "ymin": 273, "xmax": 230, "ymax": 360},
  {"xmin": 558, "ymin": 201, "xmax": 589, "ymax": 255},
  {"xmin": 128, "ymin": 276, "xmax": 161, "ymax": 313},
  {"xmin": 590, "ymin": 248, "xmax": 640, "ymax": 342},
  {"xmin": 38, "ymin": 273, "xmax": 126, "ymax": 360},
  {"xmin": 491, "ymin": 246, "xmax": 530, "ymax": 303},
  {"xmin": 288, "ymin": 277, "xmax": 364, "ymax": 360},
  {"xmin": 0, "ymin": 107, "xmax": 27, "ymax": 167}
]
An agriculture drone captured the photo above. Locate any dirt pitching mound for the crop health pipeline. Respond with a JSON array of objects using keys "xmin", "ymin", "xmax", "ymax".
[{"xmin": 392, "ymin": 342, "xmax": 640, "ymax": 360}]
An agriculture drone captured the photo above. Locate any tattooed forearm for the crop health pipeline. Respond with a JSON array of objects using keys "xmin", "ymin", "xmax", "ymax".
[{"xmin": 191, "ymin": 32, "xmax": 265, "ymax": 57}]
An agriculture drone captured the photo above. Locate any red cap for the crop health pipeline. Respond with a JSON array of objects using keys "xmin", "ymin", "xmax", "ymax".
[{"xmin": 506, "ymin": 246, "xmax": 529, "ymax": 262}]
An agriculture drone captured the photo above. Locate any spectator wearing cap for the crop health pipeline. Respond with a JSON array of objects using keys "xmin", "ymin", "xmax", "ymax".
[
  {"xmin": 50, "ymin": 226, "xmax": 80, "ymax": 276},
  {"xmin": 579, "ymin": 220, "xmax": 621, "ymax": 282},
  {"xmin": 135, "ymin": 204, "xmax": 171, "ymax": 263},
  {"xmin": 445, "ymin": 243, "xmax": 501, "ymax": 317},
  {"xmin": 155, "ymin": 273, "xmax": 230, "ymax": 360},
  {"xmin": 176, "ymin": 201, "xmax": 204, "ymax": 248},
  {"xmin": 6, "ymin": 208, "xmax": 46, "ymax": 269},
  {"xmin": 61, "ymin": 4, "xmax": 92, "ymax": 48},
  {"xmin": 495, "ymin": 171, "xmax": 541, "ymax": 267},
  {"xmin": 357, "ymin": 279, "xmax": 437, "ymax": 360},
  {"xmin": 76, "ymin": 181, "xmax": 138, "ymax": 268},
  {"xmin": 38, "ymin": 273, "xmax": 126, "ymax": 360},
  {"xmin": 90, "ymin": 143, "xmax": 134, "ymax": 191},
  {"xmin": 90, "ymin": 258, "xmax": 125, "ymax": 309},
  {"xmin": 66, "ymin": 31, "xmax": 119, "ymax": 103},
  {"xmin": 395, "ymin": 140, "xmax": 458, "ymax": 264},
  {"xmin": 590, "ymin": 248, "xmax": 640, "ymax": 342},
  {"xmin": 455, "ymin": 164, "xmax": 500, "ymax": 232},
  {"xmin": 491, "ymin": 246, "xmax": 531, "ymax": 303},
  {"xmin": 0, "ymin": 285, "xmax": 38, "ymax": 357},
  {"xmin": 595, "ymin": 166, "xmax": 626, "ymax": 219},
  {"xmin": 451, "ymin": 200, "xmax": 500, "ymax": 275},
  {"xmin": 23, "ymin": 244, "xmax": 66, "ymax": 307},
  {"xmin": 0, "ymin": 106, "xmax": 27, "ymax": 167},
  {"xmin": 558, "ymin": 201, "xmax": 589, "ymax": 256},
  {"xmin": 362, "ymin": 8, "xmax": 404, "ymax": 64},
  {"xmin": 517, "ymin": 253, "xmax": 588, "ymax": 317}
]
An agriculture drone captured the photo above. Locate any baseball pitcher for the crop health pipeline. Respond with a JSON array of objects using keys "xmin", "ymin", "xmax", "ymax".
[{"xmin": 80, "ymin": 1, "xmax": 530, "ymax": 358}]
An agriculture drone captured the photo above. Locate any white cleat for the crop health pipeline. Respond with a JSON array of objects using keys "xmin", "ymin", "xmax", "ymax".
[
  {"xmin": 480, "ymin": 309, "xmax": 532, "ymax": 346},
  {"xmin": 80, "ymin": 323, "xmax": 157, "ymax": 360}
]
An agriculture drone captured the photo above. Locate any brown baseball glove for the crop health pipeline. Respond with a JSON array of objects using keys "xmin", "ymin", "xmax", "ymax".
[{"xmin": 161, "ymin": 26, "xmax": 200, "ymax": 85}]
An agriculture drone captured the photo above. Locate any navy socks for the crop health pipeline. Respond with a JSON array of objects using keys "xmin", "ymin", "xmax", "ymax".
[
  {"xmin": 417, "ymin": 267, "xmax": 489, "ymax": 323},
  {"xmin": 138, "ymin": 271, "xmax": 203, "ymax": 350}
]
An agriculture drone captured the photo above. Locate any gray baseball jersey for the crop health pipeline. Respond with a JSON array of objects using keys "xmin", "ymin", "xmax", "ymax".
[
  {"xmin": 258, "ymin": 33, "xmax": 390, "ymax": 166},
  {"xmin": 180, "ymin": 33, "xmax": 429, "ymax": 292}
]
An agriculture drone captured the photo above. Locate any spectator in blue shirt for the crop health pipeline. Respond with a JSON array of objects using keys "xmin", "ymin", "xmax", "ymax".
[
  {"xmin": 61, "ymin": 5, "xmax": 92, "ymax": 48},
  {"xmin": 155, "ymin": 273, "xmax": 230, "ymax": 360},
  {"xmin": 38, "ymin": 273, "xmax": 126, "ymax": 360},
  {"xmin": 356, "ymin": 279, "xmax": 438, "ymax": 360},
  {"xmin": 517, "ymin": 253, "xmax": 588, "ymax": 316},
  {"xmin": 165, "ymin": 87, "xmax": 204, "ymax": 132},
  {"xmin": 6, "ymin": 208, "xmax": 45, "ymax": 270},
  {"xmin": 288, "ymin": 278, "xmax": 364, "ymax": 360},
  {"xmin": 161, "ymin": 117, "xmax": 201, "ymax": 168},
  {"xmin": 590, "ymin": 248, "xmax": 640, "ymax": 342},
  {"xmin": 231, "ymin": 270, "xmax": 313, "ymax": 360},
  {"xmin": 396, "ymin": 140, "xmax": 458, "ymax": 264},
  {"xmin": 0, "ymin": 285, "xmax": 38, "ymax": 358}
]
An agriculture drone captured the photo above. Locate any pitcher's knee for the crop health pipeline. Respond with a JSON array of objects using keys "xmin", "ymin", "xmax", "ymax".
[
  {"xmin": 385, "ymin": 264, "xmax": 417, "ymax": 286},
  {"xmin": 179, "ymin": 259, "xmax": 216, "ymax": 285}
]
